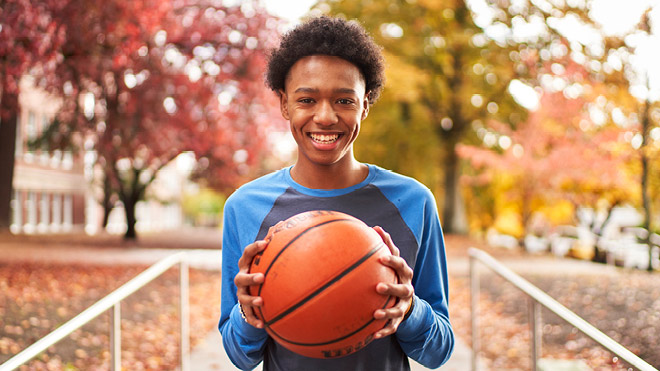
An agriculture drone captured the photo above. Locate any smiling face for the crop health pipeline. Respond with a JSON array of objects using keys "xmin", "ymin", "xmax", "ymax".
[{"xmin": 279, "ymin": 55, "xmax": 369, "ymax": 174}]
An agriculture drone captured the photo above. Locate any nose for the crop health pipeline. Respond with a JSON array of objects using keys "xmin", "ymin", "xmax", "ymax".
[{"xmin": 313, "ymin": 100, "xmax": 338, "ymax": 126}]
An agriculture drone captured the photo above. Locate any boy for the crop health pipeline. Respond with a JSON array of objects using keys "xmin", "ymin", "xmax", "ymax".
[{"xmin": 219, "ymin": 16, "xmax": 454, "ymax": 370}]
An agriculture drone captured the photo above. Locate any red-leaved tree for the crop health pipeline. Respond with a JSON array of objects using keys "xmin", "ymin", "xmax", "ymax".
[
  {"xmin": 458, "ymin": 85, "xmax": 633, "ymax": 245},
  {"xmin": 0, "ymin": 0, "xmax": 65, "ymax": 230},
  {"xmin": 39, "ymin": 0, "xmax": 284, "ymax": 239}
]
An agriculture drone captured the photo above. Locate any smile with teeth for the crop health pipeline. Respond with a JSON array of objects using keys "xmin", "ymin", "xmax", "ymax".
[{"xmin": 309, "ymin": 133, "xmax": 340, "ymax": 143}]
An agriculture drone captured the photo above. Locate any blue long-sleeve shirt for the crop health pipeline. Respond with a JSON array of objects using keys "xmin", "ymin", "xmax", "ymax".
[{"xmin": 219, "ymin": 164, "xmax": 454, "ymax": 370}]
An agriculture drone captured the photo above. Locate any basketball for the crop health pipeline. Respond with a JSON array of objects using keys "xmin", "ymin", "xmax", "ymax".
[{"xmin": 248, "ymin": 210, "xmax": 397, "ymax": 359}]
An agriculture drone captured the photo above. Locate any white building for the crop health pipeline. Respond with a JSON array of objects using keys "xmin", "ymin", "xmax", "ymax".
[
  {"xmin": 10, "ymin": 76, "xmax": 87, "ymax": 234},
  {"xmin": 11, "ymin": 76, "xmax": 191, "ymax": 236}
]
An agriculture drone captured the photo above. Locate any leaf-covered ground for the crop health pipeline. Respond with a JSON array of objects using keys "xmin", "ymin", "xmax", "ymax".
[
  {"xmin": 445, "ymin": 235, "xmax": 660, "ymax": 371},
  {"xmin": 2, "ymin": 233, "xmax": 658, "ymax": 370},
  {"xmin": 0, "ymin": 262, "xmax": 221, "ymax": 370}
]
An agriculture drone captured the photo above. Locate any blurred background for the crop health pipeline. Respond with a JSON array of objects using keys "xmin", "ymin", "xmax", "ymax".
[
  {"xmin": 2, "ymin": 0, "xmax": 659, "ymax": 264},
  {"xmin": 2, "ymin": 1, "xmax": 660, "ymax": 369}
]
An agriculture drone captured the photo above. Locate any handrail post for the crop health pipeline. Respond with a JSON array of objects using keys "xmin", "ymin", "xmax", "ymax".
[
  {"xmin": 180, "ymin": 258, "xmax": 190, "ymax": 371},
  {"xmin": 469, "ymin": 252, "xmax": 480, "ymax": 371},
  {"xmin": 110, "ymin": 303, "xmax": 121, "ymax": 371},
  {"xmin": 529, "ymin": 299, "xmax": 542, "ymax": 371}
]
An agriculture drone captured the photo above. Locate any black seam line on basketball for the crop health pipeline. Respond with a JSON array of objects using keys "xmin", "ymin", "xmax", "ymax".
[
  {"xmin": 255, "ymin": 218, "xmax": 362, "ymax": 323},
  {"xmin": 269, "ymin": 293, "xmax": 396, "ymax": 347},
  {"xmin": 257, "ymin": 218, "xmax": 360, "ymax": 298},
  {"xmin": 263, "ymin": 241, "xmax": 386, "ymax": 328}
]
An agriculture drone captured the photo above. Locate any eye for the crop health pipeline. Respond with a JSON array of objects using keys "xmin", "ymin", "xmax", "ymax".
[
  {"xmin": 298, "ymin": 98, "xmax": 315, "ymax": 104},
  {"xmin": 337, "ymin": 98, "xmax": 355, "ymax": 105}
]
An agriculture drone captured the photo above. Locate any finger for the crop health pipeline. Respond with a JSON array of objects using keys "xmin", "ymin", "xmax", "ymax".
[
  {"xmin": 379, "ymin": 255, "xmax": 414, "ymax": 281},
  {"xmin": 373, "ymin": 226, "xmax": 400, "ymax": 257},
  {"xmin": 373, "ymin": 319, "xmax": 401, "ymax": 339},
  {"xmin": 372, "ymin": 295, "xmax": 410, "ymax": 339},
  {"xmin": 237, "ymin": 292, "xmax": 263, "ymax": 307},
  {"xmin": 242, "ymin": 306, "xmax": 265, "ymax": 328},
  {"xmin": 238, "ymin": 240, "xmax": 268, "ymax": 268},
  {"xmin": 376, "ymin": 282, "xmax": 414, "ymax": 299},
  {"xmin": 373, "ymin": 303, "xmax": 407, "ymax": 320},
  {"xmin": 237, "ymin": 293, "xmax": 265, "ymax": 328},
  {"xmin": 234, "ymin": 271, "xmax": 265, "ymax": 288}
]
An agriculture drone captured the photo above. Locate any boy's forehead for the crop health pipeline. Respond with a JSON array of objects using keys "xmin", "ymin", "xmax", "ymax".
[{"xmin": 284, "ymin": 55, "xmax": 366, "ymax": 90}]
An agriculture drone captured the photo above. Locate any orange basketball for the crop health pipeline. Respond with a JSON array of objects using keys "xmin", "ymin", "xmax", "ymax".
[{"xmin": 248, "ymin": 210, "xmax": 397, "ymax": 359}]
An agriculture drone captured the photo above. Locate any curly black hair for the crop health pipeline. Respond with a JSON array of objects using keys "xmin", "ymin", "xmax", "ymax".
[{"xmin": 266, "ymin": 16, "xmax": 385, "ymax": 104}]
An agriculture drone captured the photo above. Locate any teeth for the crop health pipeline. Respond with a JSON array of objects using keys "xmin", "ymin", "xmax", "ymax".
[{"xmin": 310, "ymin": 133, "xmax": 339, "ymax": 143}]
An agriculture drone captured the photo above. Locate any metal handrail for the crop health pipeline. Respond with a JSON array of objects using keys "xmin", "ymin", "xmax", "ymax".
[
  {"xmin": 468, "ymin": 247, "xmax": 657, "ymax": 371},
  {"xmin": 0, "ymin": 252, "xmax": 190, "ymax": 371}
]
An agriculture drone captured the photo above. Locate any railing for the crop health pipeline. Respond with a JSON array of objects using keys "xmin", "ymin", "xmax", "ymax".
[
  {"xmin": 0, "ymin": 252, "xmax": 190, "ymax": 371},
  {"xmin": 468, "ymin": 247, "xmax": 657, "ymax": 371}
]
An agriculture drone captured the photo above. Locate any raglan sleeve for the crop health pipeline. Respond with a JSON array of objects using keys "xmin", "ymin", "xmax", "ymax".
[
  {"xmin": 218, "ymin": 199, "xmax": 269, "ymax": 370},
  {"xmin": 394, "ymin": 190, "xmax": 455, "ymax": 368}
]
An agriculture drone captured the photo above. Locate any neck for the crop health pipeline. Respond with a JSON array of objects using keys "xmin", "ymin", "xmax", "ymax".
[{"xmin": 290, "ymin": 158, "xmax": 368, "ymax": 190}]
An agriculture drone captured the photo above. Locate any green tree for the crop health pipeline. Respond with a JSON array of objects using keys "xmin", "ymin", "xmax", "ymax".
[{"xmin": 314, "ymin": 0, "xmax": 525, "ymax": 233}]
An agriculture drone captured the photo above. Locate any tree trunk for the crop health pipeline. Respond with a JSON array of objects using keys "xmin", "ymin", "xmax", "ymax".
[
  {"xmin": 123, "ymin": 195, "xmax": 137, "ymax": 240},
  {"xmin": 519, "ymin": 187, "xmax": 532, "ymax": 250},
  {"xmin": 591, "ymin": 203, "xmax": 618, "ymax": 264},
  {"xmin": 119, "ymin": 170, "xmax": 147, "ymax": 241},
  {"xmin": 442, "ymin": 146, "xmax": 468, "ymax": 234},
  {"xmin": 0, "ymin": 90, "xmax": 19, "ymax": 231},
  {"xmin": 640, "ymin": 97, "xmax": 653, "ymax": 271},
  {"xmin": 101, "ymin": 174, "xmax": 114, "ymax": 229},
  {"xmin": 440, "ymin": 42, "xmax": 469, "ymax": 235},
  {"xmin": 101, "ymin": 197, "xmax": 112, "ymax": 229}
]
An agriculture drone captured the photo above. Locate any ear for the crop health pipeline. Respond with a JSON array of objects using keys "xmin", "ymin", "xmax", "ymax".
[
  {"xmin": 279, "ymin": 89, "xmax": 290, "ymax": 120},
  {"xmin": 361, "ymin": 93, "xmax": 370, "ymax": 121}
]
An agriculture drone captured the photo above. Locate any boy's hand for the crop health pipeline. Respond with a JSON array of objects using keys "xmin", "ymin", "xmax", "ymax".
[
  {"xmin": 234, "ymin": 239, "xmax": 268, "ymax": 329},
  {"xmin": 372, "ymin": 226, "xmax": 415, "ymax": 339}
]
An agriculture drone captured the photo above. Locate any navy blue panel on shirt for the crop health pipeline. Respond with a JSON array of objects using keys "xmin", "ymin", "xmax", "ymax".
[
  {"xmin": 254, "ymin": 183, "xmax": 420, "ymax": 371},
  {"xmin": 256, "ymin": 184, "xmax": 419, "ymax": 269}
]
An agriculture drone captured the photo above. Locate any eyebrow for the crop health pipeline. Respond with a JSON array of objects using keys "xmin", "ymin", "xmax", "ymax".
[{"xmin": 293, "ymin": 87, "xmax": 358, "ymax": 95}]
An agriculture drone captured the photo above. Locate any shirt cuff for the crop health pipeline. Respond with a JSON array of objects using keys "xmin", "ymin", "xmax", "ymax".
[
  {"xmin": 395, "ymin": 295, "xmax": 426, "ymax": 339},
  {"xmin": 231, "ymin": 303, "xmax": 268, "ymax": 340}
]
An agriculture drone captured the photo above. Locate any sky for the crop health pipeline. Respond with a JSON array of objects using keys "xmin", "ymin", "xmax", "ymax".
[{"xmin": 262, "ymin": 0, "xmax": 316, "ymax": 24}]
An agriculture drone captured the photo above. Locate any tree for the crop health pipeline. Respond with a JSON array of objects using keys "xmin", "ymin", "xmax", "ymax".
[
  {"xmin": 458, "ymin": 87, "xmax": 635, "ymax": 248},
  {"xmin": 627, "ymin": 10, "xmax": 660, "ymax": 267},
  {"xmin": 39, "ymin": 0, "xmax": 284, "ymax": 239},
  {"xmin": 314, "ymin": 0, "xmax": 529, "ymax": 233},
  {"xmin": 0, "ymin": 0, "xmax": 65, "ymax": 231},
  {"xmin": 479, "ymin": 0, "xmax": 660, "ymax": 265},
  {"xmin": 353, "ymin": 51, "xmax": 442, "ymax": 189}
]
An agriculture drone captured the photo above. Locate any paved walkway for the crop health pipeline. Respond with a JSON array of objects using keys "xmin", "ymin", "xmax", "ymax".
[{"xmin": 0, "ymin": 229, "xmax": 475, "ymax": 370}]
